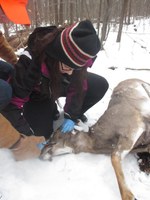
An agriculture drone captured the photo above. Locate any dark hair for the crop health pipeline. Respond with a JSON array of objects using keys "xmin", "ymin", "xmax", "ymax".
[
  {"xmin": 71, "ymin": 68, "xmax": 88, "ymax": 97},
  {"xmin": 27, "ymin": 26, "xmax": 64, "ymax": 62}
]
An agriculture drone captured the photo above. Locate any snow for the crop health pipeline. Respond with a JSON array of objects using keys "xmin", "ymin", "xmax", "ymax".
[{"xmin": 0, "ymin": 19, "xmax": 150, "ymax": 200}]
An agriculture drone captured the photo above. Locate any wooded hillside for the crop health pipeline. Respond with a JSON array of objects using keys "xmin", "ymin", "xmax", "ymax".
[{"xmin": 2, "ymin": 0, "xmax": 150, "ymax": 50}]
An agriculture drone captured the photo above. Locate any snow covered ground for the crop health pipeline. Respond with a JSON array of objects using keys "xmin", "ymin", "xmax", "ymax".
[{"xmin": 0, "ymin": 19, "xmax": 150, "ymax": 200}]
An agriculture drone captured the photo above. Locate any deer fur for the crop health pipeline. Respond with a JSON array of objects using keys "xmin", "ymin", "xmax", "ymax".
[{"xmin": 41, "ymin": 78, "xmax": 150, "ymax": 200}]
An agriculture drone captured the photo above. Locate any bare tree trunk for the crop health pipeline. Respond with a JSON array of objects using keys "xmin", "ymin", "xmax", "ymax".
[
  {"xmin": 75, "ymin": 0, "xmax": 79, "ymax": 21},
  {"xmin": 50, "ymin": 0, "xmax": 55, "ymax": 25},
  {"xmin": 54, "ymin": 0, "xmax": 58, "ymax": 26},
  {"xmin": 97, "ymin": 0, "xmax": 102, "ymax": 36},
  {"xmin": 126, "ymin": 0, "xmax": 132, "ymax": 24},
  {"xmin": 101, "ymin": 0, "xmax": 111, "ymax": 44},
  {"xmin": 3, "ymin": 23, "xmax": 9, "ymax": 39},
  {"xmin": 85, "ymin": 0, "xmax": 90, "ymax": 20},
  {"xmin": 70, "ymin": 1, "xmax": 74, "ymax": 24},
  {"xmin": 59, "ymin": 0, "xmax": 64, "ymax": 25},
  {"xmin": 33, "ymin": 0, "xmax": 40, "ymax": 27},
  {"xmin": 116, "ymin": 0, "xmax": 128, "ymax": 42},
  {"xmin": 80, "ymin": 0, "xmax": 84, "ymax": 20},
  {"xmin": 44, "ymin": 0, "xmax": 50, "ymax": 25}
]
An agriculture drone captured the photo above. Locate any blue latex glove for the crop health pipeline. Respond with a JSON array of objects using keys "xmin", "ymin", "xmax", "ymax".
[
  {"xmin": 61, "ymin": 119, "xmax": 75, "ymax": 133},
  {"xmin": 37, "ymin": 141, "xmax": 48, "ymax": 150}
]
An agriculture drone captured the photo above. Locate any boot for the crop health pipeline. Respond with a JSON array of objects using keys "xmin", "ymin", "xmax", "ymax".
[{"xmin": 0, "ymin": 114, "xmax": 45, "ymax": 160}]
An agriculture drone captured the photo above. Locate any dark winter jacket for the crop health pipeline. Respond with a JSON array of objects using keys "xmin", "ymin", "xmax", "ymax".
[{"xmin": 8, "ymin": 49, "xmax": 88, "ymax": 121}]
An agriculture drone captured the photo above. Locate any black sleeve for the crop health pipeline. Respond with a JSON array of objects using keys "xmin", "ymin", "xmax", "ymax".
[
  {"xmin": 11, "ymin": 54, "xmax": 41, "ymax": 99},
  {"xmin": 64, "ymin": 70, "xmax": 88, "ymax": 121}
]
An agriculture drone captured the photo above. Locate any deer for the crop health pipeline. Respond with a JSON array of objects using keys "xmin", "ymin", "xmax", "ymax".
[{"xmin": 40, "ymin": 78, "xmax": 150, "ymax": 200}]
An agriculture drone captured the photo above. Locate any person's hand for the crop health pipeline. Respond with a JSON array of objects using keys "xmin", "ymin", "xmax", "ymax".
[{"xmin": 61, "ymin": 119, "xmax": 75, "ymax": 133}]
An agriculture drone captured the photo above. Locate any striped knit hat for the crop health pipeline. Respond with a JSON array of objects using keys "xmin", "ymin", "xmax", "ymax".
[{"xmin": 46, "ymin": 20, "xmax": 101, "ymax": 69}]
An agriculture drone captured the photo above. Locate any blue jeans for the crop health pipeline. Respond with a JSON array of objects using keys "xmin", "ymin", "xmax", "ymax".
[
  {"xmin": 0, "ymin": 61, "xmax": 14, "ymax": 111},
  {"xmin": 0, "ymin": 79, "xmax": 12, "ymax": 112},
  {"xmin": 0, "ymin": 60, "xmax": 14, "ymax": 80}
]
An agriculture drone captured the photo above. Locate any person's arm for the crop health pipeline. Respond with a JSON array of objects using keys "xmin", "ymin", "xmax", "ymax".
[
  {"xmin": 64, "ymin": 70, "xmax": 88, "ymax": 121},
  {"xmin": 1, "ymin": 50, "xmax": 41, "ymax": 136},
  {"xmin": 61, "ymin": 70, "xmax": 88, "ymax": 133},
  {"xmin": 11, "ymin": 51, "xmax": 41, "ymax": 99},
  {"xmin": 0, "ymin": 31, "xmax": 17, "ymax": 65}
]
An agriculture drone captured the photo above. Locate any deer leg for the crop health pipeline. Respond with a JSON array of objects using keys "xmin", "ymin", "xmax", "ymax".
[
  {"xmin": 111, "ymin": 137, "xmax": 135, "ymax": 200},
  {"xmin": 111, "ymin": 151, "xmax": 135, "ymax": 200}
]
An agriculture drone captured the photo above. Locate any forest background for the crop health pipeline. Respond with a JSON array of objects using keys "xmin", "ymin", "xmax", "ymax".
[{"xmin": 1, "ymin": 0, "xmax": 150, "ymax": 51}]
